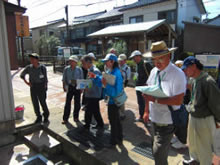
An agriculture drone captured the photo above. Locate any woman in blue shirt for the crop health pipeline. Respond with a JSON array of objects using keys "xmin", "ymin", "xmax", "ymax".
[{"xmin": 89, "ymin": 53, "xmax": 124, "ymax": 147}]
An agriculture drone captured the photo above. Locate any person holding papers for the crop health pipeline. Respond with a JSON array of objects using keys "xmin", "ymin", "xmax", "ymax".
[
  {"xmin": 142, "ymin": 41, "xmax": 186, "ymax": 165},
  {"xmin": 82, "ymin": 55, "xmax": 104, "ymax": 130},
  {"xmin": 62, "ymin": 55, "xmax": 83, "ymax": 124},
  {"xmin": 90, "ymin": 53, "xmax": 124, "ymax": 148}
]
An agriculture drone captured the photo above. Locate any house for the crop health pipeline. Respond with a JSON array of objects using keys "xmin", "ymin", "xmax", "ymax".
[
  {"xmin": 88, "ymin": 19, "xmax": 177, "ymax": 55},
  {"xmin": 31, "ymin": 18, "xmax": 65, "ymax": 55},
  {"xmin": 0, "ymin": 0, "xmax": 17, "ymax": 146},
  {"xmin": 58, "ymin": 6, "xmax": 132, "ymax": 54},
  {"xmin": 120, "ymin": 0, "xmax": 206, "ymax": 34},
  {"xmin": 205, "ymin": 14, "xmax": 220, "ymax": 26}
]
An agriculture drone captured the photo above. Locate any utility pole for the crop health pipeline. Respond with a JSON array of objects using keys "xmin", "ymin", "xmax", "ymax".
[{"xmin": 65, "ymin": 5, "xmax": 69, "ymax": 45}]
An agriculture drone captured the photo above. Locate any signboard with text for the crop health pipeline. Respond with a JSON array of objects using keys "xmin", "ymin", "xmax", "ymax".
[{"xmin": 196, "ymin": 54, "xmax": 220, "ymax": 69}]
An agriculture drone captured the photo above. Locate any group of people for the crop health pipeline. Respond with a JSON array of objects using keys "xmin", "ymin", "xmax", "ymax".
[{"xmin": 20, "ymin": 40, "xmax": 220, "ymax": 165}]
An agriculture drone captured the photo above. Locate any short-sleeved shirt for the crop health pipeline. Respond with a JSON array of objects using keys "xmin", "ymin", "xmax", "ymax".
[
  {"xmin": 62, "ymin": 66, "xmax": 83, "ymax": 85},
  {"xmin": 20, "ymin": 64, "xmax": 47, "ymax": 84},
  {"xmin": 147, "ymin": 62, "xmax": 186, "ymax": 124},
  {"xmin": 119, "ymin": 63, "xmax": 131, "ymax": 82}
]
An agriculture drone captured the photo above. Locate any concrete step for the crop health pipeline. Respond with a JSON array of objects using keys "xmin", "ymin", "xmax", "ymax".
[{"xmin": 24, "ymin": 130, "xmax": 62, "ymax": 156}]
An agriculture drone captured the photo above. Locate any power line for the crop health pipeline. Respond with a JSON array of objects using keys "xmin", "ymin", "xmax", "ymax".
[
  {"xmin": 31, "ymin": 6, "xmax": 65, "ymax": 23},
  {"xmin": 69, "ymin": 0, "xmax": 114, "ymax": 7}
]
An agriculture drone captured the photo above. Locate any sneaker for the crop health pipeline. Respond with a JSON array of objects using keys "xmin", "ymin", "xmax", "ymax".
[
  {"xmin": 182, "ymin": 159, "xmax": 200, "ymax": 165},
  {"xmin": 61, "ymin": 120, "xmax": 68, "ymax": 124},
  {"xmin": 171, "ymin": 136, "xmax": 178, "ymax": 144},
  {"xmin": 172, "ymin": 140, "xmax": 187, "ymax": 149}
]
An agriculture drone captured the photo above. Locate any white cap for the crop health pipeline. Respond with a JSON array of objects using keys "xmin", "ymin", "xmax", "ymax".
[
  {"xmin": 88, "ymin": 52, "xmax": 96, "ymax": 59},
  {"xmin": 118, "ymin": 54, "xmax": 127, "ymax": 61},
  {"xmin": 69, "ymin": 55, "xmax": 79, "ymax": 63},
  {"xmin": 129, "ymin": 50, "xmax": 142, "ymax": 59},
  {"xmin": 175, "ymin": 60, "xmax": 183, "ymax": 65}
]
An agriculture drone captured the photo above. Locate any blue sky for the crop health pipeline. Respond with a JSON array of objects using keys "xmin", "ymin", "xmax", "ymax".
[
  {"xmin": 203, "ymin": 0, "xmax": 220, "ymax": 19},
  {"xmin": 8, "ymin": 0, "xmax": 220, "ymax": 28}
]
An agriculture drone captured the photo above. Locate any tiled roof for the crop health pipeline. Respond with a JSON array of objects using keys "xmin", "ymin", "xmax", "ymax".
[
  {"xmin": 72, "ymin": 10, "xmax": 107, "ymax": 23},
  {"xmin": 88, "ymin": 19, "xmax": 175, "ymax": 37},
  {"xmin": 119, "ymin": 0, "xmax": 168, "ymax": 11},
  {"xmin": 94, "ymin": 6, "xmax": 127, "ymax": 20}
]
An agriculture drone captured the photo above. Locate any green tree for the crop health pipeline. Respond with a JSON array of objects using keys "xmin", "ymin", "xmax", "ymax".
[
  {"xmin": 107, "ymin": 39, "xmax": 127, "ymax": 55},
  {"xmin": 37, "ymin": 35, "xmax": 61, "ymax": 56}
]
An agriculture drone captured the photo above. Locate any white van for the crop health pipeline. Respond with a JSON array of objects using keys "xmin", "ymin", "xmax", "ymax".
[{"xmin": 57, "ymin": 46, "xmax": 86, "ymax": 63}]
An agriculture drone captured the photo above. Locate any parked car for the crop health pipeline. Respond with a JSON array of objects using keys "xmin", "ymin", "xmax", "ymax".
[{"xmin": 57, "ymin": 46, "xmax": 86, "ymax": 64}]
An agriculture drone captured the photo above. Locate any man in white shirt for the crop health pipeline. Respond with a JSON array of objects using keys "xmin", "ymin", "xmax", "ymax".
[
  {"xmin": 143, "ymin": 41, "xmax": 186, "ymax": 165},
  {"xmin": 118, "ymin": 54, "xmax": 131, "ymax": 120}
]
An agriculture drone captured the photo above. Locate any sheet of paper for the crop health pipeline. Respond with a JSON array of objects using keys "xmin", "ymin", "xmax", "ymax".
[
  {"xmin": 102, "ymin": 73, "xmax": 116, "ymax": 86},
  {"xmin": 76, "ymin": 79, "xmax": 92, "ymax": 89},
  {"xmin": 135, "ymin": 85, "xmax": 168, "ymax": 98}
]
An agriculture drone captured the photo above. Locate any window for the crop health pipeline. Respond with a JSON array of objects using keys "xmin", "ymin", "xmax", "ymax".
[
  {"xmin": 129, "ymin": 15, "xmax": 143, "ymax": 24},
  {"xmin": 49, "ymin": 31, "xmax": 54, "ymax": 36},
  {"xmin": 75, "ymin": 28, "xmax": 84, "ymax": 38},
  {"xmin": 158, "ymin": 10, "xmax": 176, "ymax": 24}
]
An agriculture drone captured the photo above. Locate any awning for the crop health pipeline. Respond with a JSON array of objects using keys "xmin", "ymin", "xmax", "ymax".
[{"xmin": 88, "ymin": 19, "xmax": 177, "ymax": 38}]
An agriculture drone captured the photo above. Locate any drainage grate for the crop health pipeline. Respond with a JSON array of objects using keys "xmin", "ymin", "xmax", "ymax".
[
  {"xmin": 66, "ymin": 127, "xmax": 111, "ymax": 151},
  {"xmin": 132, "ymin": 142, "xmax": 154, "ymax": 160}
]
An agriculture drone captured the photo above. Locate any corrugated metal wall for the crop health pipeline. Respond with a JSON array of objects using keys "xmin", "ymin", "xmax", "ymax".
[{"xmin": 0, "ymin": 0, "xmax": 15, "ymax": 122}]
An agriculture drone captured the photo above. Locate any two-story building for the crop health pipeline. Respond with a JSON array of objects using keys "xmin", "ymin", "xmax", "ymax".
[
  {"xmin": 31, "ymin": 18, "xmax": 65, "ymax": 55},
  {"xmin": 121, "ymin": 0, "xmax": 206, "ymax": 34}
]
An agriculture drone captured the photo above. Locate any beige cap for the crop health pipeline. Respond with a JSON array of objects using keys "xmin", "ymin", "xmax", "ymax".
[
  {"xmin": 29, "ymin": 53, "xmax": 39, "ymax": 59},
  {"xmin": 69, "ymin": 55, "xmax": 79, "ymax": 63},
  {"xmin": 118, "ymin": 54, "xmax": 127, "ymax": 61},
  {"xmin": 88, "ymin": 52, "xmax": 96, "ymax": 59}
]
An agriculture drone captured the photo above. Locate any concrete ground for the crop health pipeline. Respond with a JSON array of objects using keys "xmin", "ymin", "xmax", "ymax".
[{"xmin": 11, "ymin": 66, "xmax": 220, "ymax": 165}]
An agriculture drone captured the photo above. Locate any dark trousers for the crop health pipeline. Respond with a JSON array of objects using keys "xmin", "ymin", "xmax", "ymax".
[
  {"xmin": 136, "ymin": 91, "xmax": 145, "ymax": 118},
  {"xmin": 82, "ymin": 93, "xmax": 87, "ymax": 106},
  {"xmin": 108, "ymin": 104, "xmax": 123, "ymax": 144},
  {"xmin": 174, "ymin": 125, "xmax": 188, "ymax": 144},
  {"xmin": 152, "ymin": 123, "xmax": 175, "ymax": 165},
  {"xmin": 84, "ymin": 98, "xmax": 104, "ymax": 128},
  {"xmin": 30, "ymin": 83, "xmax": 49, "ymax": 119},
  {"xmin": 63, "ymin": 85, "xmax": 81, "ymax": 121}
]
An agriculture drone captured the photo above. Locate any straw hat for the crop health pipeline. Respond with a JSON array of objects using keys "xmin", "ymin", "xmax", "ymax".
[{"xmin": 143, "ymin": 41, "xmax": 177, "ymax": 58}]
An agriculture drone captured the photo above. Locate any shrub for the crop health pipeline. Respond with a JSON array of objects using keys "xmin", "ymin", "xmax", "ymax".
[
  {"xmin": 126, "ymin": 60, "xmax": 136, "ymax": 72},
  {"xmin": 95, "ymin": 60, "xmax": 105, "ymax": 72}
]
